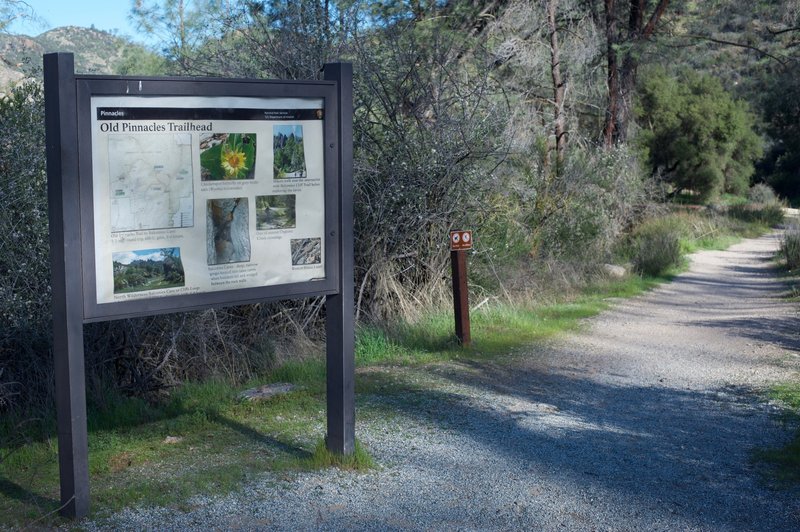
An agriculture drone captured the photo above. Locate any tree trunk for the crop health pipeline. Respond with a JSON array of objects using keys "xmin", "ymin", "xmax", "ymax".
[
  {"xmin": 603, "ymin": 0, "xmax": 671, "ymax": 148},
  {"xmin": 603, "ymin": 0, "xmax": 619, "ymax": 148},
  {"xmin": 548, "ymin": 0, "xmax": 567, "ymax": 172}
]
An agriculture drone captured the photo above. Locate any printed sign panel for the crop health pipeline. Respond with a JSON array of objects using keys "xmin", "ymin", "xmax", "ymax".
[
  {"xmin": 450, "ymin": 230, "xmax": 473, "ymax": 251},
  {"xmin": 90, "ymin": 96, "xmax": 326, "ymax": 304}
]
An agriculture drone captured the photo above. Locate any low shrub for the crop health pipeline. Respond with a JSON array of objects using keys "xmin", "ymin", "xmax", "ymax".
[
  {"xmin": 782, "ymin": 224, "xmax": 800, "ymax": 270},
  {"xmin": 727, "ymin": 202, "xmax": 785, "ymax": 226},
  {"xmin": 748, "ymin": 183, "xmax": 778, "ymax": 204},
  {"xmin": 631, "ymin": 218, "xmax": 683, "ymax": 276}
]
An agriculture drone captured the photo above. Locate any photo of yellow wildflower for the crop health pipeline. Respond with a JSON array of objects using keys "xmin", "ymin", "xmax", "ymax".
[{"xmin": 199, "ymin": 133, "xmax": 257, "ymax": 180}]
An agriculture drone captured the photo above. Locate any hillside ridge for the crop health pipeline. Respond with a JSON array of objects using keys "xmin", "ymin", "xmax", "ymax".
[{"xmin": 0, "ymin": 25, "xmax": 145, "ymax": 86}]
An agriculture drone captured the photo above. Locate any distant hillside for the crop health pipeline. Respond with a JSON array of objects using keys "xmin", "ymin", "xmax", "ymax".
[{"xmin": 0, "ymin": 26, "xmax": 151, "ymax": 86}]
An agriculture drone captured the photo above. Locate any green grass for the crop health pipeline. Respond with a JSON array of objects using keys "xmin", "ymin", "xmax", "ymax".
[
  {"xmin": 0, "ymin": 380, "xmax": 328, "ymax": 525},
  {"xmin": 753, "ymin": 253, "xmax": 800, "ymax": 485},
  {"xmin": 296, "ymin": 439, "xmax": 375, "ymax": 470},
  {"xmin": 755, "ymin": 383, "xmax": 800, "ymax": 484},
  {"xmin": 0, "ymin": 211, "xmax": 776, "ymax": 525}
]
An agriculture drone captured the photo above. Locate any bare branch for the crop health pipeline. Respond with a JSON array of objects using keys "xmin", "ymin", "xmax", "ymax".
[
  {"xmin": 767, "ymin": 26, "xmax": 800, "ymax": 36},
  {"xmin": 683, "ymin": 33, "xmax": 790, "ymax": 67}
]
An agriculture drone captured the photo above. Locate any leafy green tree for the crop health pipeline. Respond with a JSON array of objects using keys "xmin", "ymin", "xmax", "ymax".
[
  {"xmin": 116, "ymin": 44, "xmax": 169, "ymax": 75},
  {"xmin": 760, "ymin": 70, "xmax": 800, "ymax": 200},
  {"xmin": 658, "ymin": 1, "xmax": 800, "ymax": 199},
  {"xmin": 636, "ymin": 67, "xmax": 762, "ymax": 201},
  {"xmin": 129, "ymin": 0, "xmax": 225, "ymax": 70}
]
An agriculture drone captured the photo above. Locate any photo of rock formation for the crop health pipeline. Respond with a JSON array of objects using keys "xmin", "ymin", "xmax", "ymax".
[{"xmin": 206, "ymin": 198, "xmax": 251, "ymax": 265}]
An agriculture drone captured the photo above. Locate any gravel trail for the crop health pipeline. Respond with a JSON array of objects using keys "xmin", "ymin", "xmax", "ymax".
[{"xmin": 87, "ymin": 232, "xmax": 800, "ymax": 531}]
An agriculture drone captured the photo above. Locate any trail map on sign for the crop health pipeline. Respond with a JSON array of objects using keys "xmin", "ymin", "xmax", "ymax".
[{"xmin": 108, "ymin": 134, "xmax": 194, "ymax": 232}]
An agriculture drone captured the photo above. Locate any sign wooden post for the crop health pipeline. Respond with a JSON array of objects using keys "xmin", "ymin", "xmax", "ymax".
[
  {"xmin": 323, "ymin": 63, "xmax": 355, "ymax": 455},
  {"xmin": 449, "ymin": 230, "xmax": 472, "ymax": 346},
  {"xmin": 44, "ymin": 52, "xmax": 90, "ymax": 519}
]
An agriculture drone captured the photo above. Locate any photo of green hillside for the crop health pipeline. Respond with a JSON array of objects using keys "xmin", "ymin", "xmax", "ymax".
[{"xmin": 112, "ymin": 248, "xmax": 185, "ymax": 294}]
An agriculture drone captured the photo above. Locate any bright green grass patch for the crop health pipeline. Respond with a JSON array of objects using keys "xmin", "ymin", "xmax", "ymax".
[
  {"xmin": 681, "ymin": 234, "xmax": 742, "ymax": 254},
  {"xmin": 754, "ymin": 383, "xmax": 800, "ymax": 484},
  {"xmin": 770, "ymin": 383, "xmax": 800, "ymax": 410},
  {"xmin": 356, "ymin": 305, "xmax": 571, "ymax": 366},
  {"xmin": 0, "ymin": 380, "xmax": 329, "ymax": 526},
  {"xmin": 294, "ymin": 439, "xmax": 375, "ymax": 471},
  {"xmin": 355, "ymin": 274, "xmax": 664, "ymax": 367}
]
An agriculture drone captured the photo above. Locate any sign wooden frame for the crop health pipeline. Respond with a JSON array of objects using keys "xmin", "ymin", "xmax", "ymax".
[{"xmin": 78, "ymin": 75, "xmax": 339, "ymax": 320}]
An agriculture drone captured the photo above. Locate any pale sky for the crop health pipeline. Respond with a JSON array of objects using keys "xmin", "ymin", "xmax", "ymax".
[
  {"xmin": 10, "ymin": 0, "xmax": 150, "ymax": 44},
  {"xmin": 113, "ymin": 249, "xmax": 173, "ymax": 265}
]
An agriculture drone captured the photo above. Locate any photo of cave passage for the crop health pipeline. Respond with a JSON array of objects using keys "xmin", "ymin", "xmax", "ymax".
[
  {"xmin": 256, "ymin": 194, "xmax": 296, "ymax": 230},
  {"xmin": 207, "ymin": 198, "xmax": 251, "ymax": 265},
  {"xmin": 112, "ymin": 247, "xmax": 185, "ymax": 294},
  {"xmin": 273, "ymin": 124, "xmax": 306, "ymax": 178}
]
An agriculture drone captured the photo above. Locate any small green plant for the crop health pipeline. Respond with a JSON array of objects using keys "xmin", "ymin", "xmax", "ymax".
[
  {"xmin": 631, "ymin": 219, "xmax": 683, "ymax": 276},
  {"xmin": 300, "ymin": 439, "xmax": 375, "ymax": 470},
  {"xmin": 781, "ymin": 224, "xmax": 800, "ymax": 270}
]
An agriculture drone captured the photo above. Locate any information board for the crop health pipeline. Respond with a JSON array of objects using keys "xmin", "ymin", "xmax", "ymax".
[
  {"xmin": 46, "ymin": 54, "xmax": 355, "ymax": 519},
  {"xmin": 68, "ymin": 77, "xmax": 341, "ymax": 321},
  {"xmin": 90, "ymin": 96, "xmax": 327, "ymax": 305}
]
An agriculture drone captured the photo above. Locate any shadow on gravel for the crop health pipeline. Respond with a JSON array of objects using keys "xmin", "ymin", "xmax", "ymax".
[
  {"xmin": 361, "ymin": 361, "xmax": 799, "ymax": 529},
  {"xmin": 729, "ymin": 264, "xmax": 779, "ymax": 276},
  {"xmin": 696, "ymin": 316, "xmax": 800, "ymax": 353},
  {"xmin": 674, "ymin": 274, "xmax": 785, "ymax": 295}
]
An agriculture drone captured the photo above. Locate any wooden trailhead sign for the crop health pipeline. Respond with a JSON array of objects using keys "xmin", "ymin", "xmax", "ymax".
[
  {"xmin": 450, "ymin": 229, "xmax": 473, "ymax": 251},
  {"xmin": 449, "ymin": 229, "xmax": 472, "ymax": 346},
  {"xmin": 44, "ymin": 52, "xmax": 355, "ymax": 518}
]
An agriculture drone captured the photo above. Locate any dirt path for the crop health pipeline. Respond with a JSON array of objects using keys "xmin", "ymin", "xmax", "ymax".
[
  {"xmin": 87, "ymin": 232, "xmax": 800, "ymax": 530},
  {"xmin": 479, "ymin": 230, "xmax": 800, "ymax": 529},
  {"xmin": 556, "ymin": 232, "xmax": 798, "ymax": 391}
]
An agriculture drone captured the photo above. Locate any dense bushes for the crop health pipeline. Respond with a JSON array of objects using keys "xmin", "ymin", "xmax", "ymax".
[
  {"xmin": 351, "ymin": 21, "xmax": 509, "ymax": 321},
  {"xmin": 629, "ymin": 217, "xmax": 683, "ymax": 276},
  {"xmin": 782, "ymin": 225, "xmax": 800, "ymax": 270},
  {"xmin": 726, "ymin": 202, "xmax": 785, "ymax": 226},
  {"xmin": 748, "ymin": 183, "xmax": 778, "ymax": 204},
  {"xmin": 0, "ymin": 82, "xmax": 51, "ymax": 411}
]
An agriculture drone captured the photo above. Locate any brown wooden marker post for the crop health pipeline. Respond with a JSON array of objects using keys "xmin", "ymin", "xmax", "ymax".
[{"xmin": 450, "ymin": 230, "xmax": 472, "ymax": 346}]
